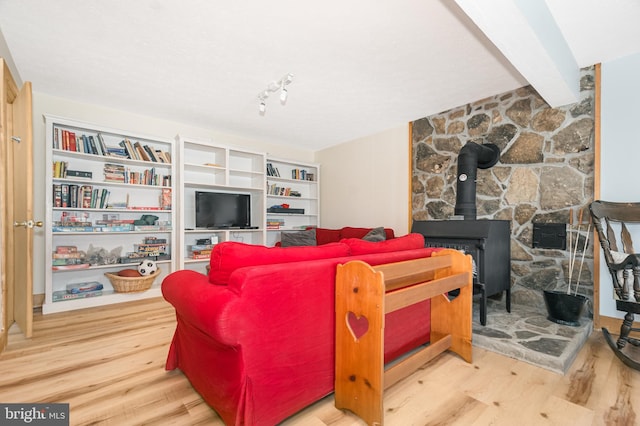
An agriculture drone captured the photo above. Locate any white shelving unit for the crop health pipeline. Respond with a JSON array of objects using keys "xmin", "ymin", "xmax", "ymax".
[
  {"xmin": 43, "ymin": 115, "xmax": 176, "ymax": 314},
  {"xmin": 266, "ymin": 157, "xmax": 320, "ymax": 246},
  {"xmin": 177, "ymin": 136, "xmax": 266, "ymax": 273}
]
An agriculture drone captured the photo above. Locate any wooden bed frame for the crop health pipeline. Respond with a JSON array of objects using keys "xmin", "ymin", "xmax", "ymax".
[{"xmin": 334, "ymin": 249, "xmax": 473, "ymax": 425}]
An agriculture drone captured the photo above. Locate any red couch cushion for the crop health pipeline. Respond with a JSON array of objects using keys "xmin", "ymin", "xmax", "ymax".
[
  {"xmin": 209, "ymin": 241, "xmax": 351, "ymax": 285},
  {"xmin": 312, "ymin": 227, "xmax": 396, "ymax": 245},
  {"xmin": 313, "ymin": 228, "xmax": 343, "ymax": 245},
  {"xmin": 340, "ymin": 226, "xmax": 395, "ymax": 240},
  {"xmin": 340, "ymin": 233, "xmax": 425, "ymax": 255}
]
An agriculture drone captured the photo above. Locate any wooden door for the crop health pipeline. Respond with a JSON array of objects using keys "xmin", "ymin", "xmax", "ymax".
[
  {"xmin": 10, "ymin": 80, "xmax": 34, "ymax": 339},
  {"xmin": 1, "ymin": 59, "xmax": 34, "ymax": 352}
]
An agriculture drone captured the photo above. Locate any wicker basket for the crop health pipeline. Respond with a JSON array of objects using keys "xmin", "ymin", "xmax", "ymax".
[{"xmin": 104, "ymin": 269, "xmax": 161, "ymax": 293}]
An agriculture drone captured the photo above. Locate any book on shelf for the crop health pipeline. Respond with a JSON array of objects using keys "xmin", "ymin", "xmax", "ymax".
[
  {"xmin": 53, "ymin": 289, "xmax": 102, "ymax": 302},
  {"xmin": 52, "ymin": 251, "xmax": 85, "ymax": 259},
  {"xmin": 160, "ymin": 188, "xmax": 172, "ymax": 210},
  {"xmin": 60, "ymin": 184, "xmax": 69, "ymax": 207},
  {"xmin": 53, "ymin": 184, "xmax": 62, "ymax": 207},
  {"xmin": 96, "ymin": 133, "xmax": 109, "ymax": 155},
  {"xmin": 191, "ymin": 253, "xmax": 211, "ymax": 259},
  {"xmin": 65, "ymin": 169, "xmax": 92, "ymax": 179},
  {"xmin": 52, "ymin": 258, "xmax": 86, "ymax": 266},
  {"xmin": 81, "ymin": 185, "xmax": 93, "ymax": 209},
  {"xmin": 55, "ymin": 245, "xmax": 78, "ymax": 254},
  {"xmin": 154, "ymin": 149, "xmax": 167, "ymax": 163},
  {"xmin": 52, "ymin": 263, "xmax": 91, "ymax": 270},
  {"xmin": 66, "ymin": 281, "xmax": 104, "ymax": 294},
  {"xmin": 143, "ymin": 145, "xmax": 159, "ymax": 162},
  {"xmin": 267, "ymin": 219, "xmax": 285, "ymax": 229},
  {"xmin": 105, "ymin": 147, "xmax": 128, "ymax": 158}
]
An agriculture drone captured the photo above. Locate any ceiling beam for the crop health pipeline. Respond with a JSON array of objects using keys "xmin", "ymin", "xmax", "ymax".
[{"xmin": 455, "ymin": 0, "xmax": 579, "ymax": 107}]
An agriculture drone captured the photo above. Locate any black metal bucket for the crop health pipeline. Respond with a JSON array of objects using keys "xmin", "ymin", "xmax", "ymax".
[{"xmin": 543, "ymin": 290, "xmax": 588, "ymax": 327}]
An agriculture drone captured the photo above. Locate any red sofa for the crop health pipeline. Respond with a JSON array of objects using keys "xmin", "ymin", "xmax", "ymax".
[{"xmin": 162, "ymin": 233, "xmax": 440, "ymax": 425}]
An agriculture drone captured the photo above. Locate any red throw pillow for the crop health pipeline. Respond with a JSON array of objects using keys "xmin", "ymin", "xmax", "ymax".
[
  {"xmin": 340, "ymin": 233, "xmax": 424, "ymax": 255},
  {"xmin": 209, "ymin": 241, "xmax": 351, "ymax": 285}
]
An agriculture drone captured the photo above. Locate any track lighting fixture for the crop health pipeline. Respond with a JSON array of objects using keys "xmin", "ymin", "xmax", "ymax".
[{"xmin": 256, "ymin": 73, "xmax": 293, "ymax": 114}]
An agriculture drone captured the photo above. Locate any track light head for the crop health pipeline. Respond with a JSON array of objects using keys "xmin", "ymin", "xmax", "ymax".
[{"xmin": 257, "ymin": 73, "xmax": 294, "ymax": 114}]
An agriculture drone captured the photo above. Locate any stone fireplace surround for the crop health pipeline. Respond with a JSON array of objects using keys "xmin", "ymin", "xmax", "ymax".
[{"xmin": 411, "ymin": 66, "xmax": 595, "ymax": 314}]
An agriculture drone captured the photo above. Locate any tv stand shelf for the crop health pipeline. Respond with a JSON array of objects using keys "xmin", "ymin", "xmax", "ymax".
[{"xmin": 176, "ymin": 136, "xmax": 267, "ymax": 272}]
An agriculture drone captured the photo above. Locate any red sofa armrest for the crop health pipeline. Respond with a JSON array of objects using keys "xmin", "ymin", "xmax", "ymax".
[{"xmin": 162, "ymin": 270, "xmax": 241, "ymax": 346}]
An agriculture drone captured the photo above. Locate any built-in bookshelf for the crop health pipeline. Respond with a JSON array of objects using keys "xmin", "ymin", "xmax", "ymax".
[
  {"xmin": 266, "ymin": 158, "xmax": 320, "ymax": 246},
  {"xmin": 43, "ymin": 115, "xmax": 176, "ymax": 314},
  {"xmin": 176, "ymin": 136, "xmax": 266, "ymax": 273},
  {"xmin": 43, "ymin": 119, "xmax": 319, "ymax": 312}
]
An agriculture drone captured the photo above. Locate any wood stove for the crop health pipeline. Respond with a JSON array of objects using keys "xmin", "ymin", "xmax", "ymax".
[
  {"xmin": 411, "ymin": 219, "xmax": 511, "ymax": 325},
  {"xmin": 412, "ymin": 141, "xmax": 511, "ymax": 325}
]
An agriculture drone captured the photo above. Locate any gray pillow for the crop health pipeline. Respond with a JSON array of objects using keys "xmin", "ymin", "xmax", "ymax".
[
  {"xmin": 362, "ymin": 227, "xmax": 386, "ymax": 242},
  {"xmin": 281, "ymin": 229, "xmax": 317, "ymax": 247}
]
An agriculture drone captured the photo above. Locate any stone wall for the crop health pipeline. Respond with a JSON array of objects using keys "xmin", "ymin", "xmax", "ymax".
[{"xmin": 411, "ymin": 67, "xmax": 595, "ymax": 312}]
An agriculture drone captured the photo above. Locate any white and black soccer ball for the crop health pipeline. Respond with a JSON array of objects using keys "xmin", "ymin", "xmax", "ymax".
[{"xmin": 137, "ymin": 259, "xmax": 158, "ymax": 276}]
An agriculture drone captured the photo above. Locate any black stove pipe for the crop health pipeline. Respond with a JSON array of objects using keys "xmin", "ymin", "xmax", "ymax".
[{"xmin": 454, "ymin": 142, "xmax": 501, "ymax": 220}]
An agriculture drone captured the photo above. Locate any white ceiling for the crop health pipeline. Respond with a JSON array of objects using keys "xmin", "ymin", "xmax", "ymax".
[{"xmin": 1, "ymin": 0, "xmax": 639, "ymax": 151}]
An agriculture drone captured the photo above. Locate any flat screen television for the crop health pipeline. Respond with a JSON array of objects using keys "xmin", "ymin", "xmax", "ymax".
[{"xmin": 195, "ymin": 191, "xmax": 251, "ymax": 229}]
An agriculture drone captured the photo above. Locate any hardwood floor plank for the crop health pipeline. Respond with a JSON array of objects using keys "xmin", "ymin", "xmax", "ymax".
[{"xmin": 1, "ymin": 297, "xmax": 639, "ymax": 426}]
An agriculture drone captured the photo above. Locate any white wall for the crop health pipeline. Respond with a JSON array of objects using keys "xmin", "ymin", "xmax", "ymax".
[
  {"xmin": 315, "ymin": 125, "xmax": 410, "ymax": 235},
  {"xmin": 32, "ymin": 92, "xmax": 315, "ymax": 294},
  {"xmin": 599, "ymin": 53, "xmax": 640, "ymax": 319}
]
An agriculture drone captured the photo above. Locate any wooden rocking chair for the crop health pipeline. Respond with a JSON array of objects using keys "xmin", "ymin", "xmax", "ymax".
[{"xmin": 589, "ymin": 200, "xmax": 640, "ymax": 370}]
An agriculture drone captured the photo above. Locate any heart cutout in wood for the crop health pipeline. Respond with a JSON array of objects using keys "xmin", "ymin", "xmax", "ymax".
[{"xmin": 346, "ymin": 311, "xmax": 369, "ymax": 341}]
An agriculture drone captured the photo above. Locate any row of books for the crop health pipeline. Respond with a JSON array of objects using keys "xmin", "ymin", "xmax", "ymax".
[
  {"xmin": 291, "ymin": 169, "xmax": 314, "ymax": 181},
  {"xmin": 54, "ymin": 129, "xmax": 109, "ymax": 156},
  {"xmin": 104, "ymin": 163, "xmax": 171, "ymax": 186},
  {"xmin": 118, "ymin": 138, "xmax": 172, "ymax": 163},
  {"xmin": 267, "ymin": 183, "xmax": 301, "ymax": 197},
  {"xmin": 53, "ymin": 128, "xmax": 171, "ymax": 164},
  {"xmin": 266, "ymin": 163, "xmax": 315, "ymax": 182},
  {"xmin": 53, "ymin": 184, "xmax": 110, "ymax": 209},
  {"xmin": 266, "ymin": 163, "xmax": 281, "ymax": 177}
]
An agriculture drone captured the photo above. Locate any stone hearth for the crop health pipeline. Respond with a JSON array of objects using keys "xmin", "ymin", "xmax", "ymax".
[{"xmin": 472, "ymin": 298, "xmax": 592, "ymax": 375}]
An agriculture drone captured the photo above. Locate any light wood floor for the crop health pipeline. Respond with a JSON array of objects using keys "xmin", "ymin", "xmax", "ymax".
[{"xmin": 1, "ymin": 297, "xmax": 638, "ymax": 426}]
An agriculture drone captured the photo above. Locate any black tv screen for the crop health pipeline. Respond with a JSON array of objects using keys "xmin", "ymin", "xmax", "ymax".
[{"xmin": 195, "ymin": 191, "xmax": 251, "ymax": 229}]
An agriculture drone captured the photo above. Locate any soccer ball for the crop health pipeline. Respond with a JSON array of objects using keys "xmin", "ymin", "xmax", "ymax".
[{"xmin": 137, "ymin": 259, "xmax": 158, "ymax": 276}]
